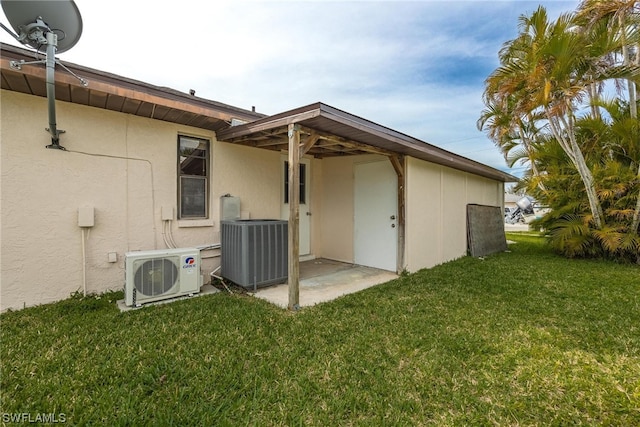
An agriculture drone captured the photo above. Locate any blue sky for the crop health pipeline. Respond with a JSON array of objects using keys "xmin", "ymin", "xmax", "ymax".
[{"xmin": 1, "ymin": 0, "xmax": 581, "ymax": 177}]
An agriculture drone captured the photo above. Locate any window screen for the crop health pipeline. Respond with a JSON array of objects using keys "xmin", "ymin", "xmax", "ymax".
[
  {"xmin": 284, "ymin": 161, "xmax": 306, "ymax": 204},
  {"xmin": 178, "ymin": 136, "xmax": 209, "ymax": 218}
]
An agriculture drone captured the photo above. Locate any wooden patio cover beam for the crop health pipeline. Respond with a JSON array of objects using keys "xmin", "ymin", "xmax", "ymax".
[{"xmin": 221, "ymin": 124, "xmax": 397, "ymax": 159}]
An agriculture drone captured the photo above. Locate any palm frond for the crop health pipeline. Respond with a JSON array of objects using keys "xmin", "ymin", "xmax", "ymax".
[
  {"xmin": 548, "ymin": 214, "xmax": 595, "ymax": 257},
  {"xmin": 592, "ymin": 226, "xmax": 626, "ymax": 253}
]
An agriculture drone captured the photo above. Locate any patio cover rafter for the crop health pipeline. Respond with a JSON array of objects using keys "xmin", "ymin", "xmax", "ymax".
[
  {"xmin": 215, "ymin": 103, "xmax": 517, "ymax": 311},
  {"xmin": 216, "ymin": 102, "xmax": 517, "ymax": 183},
  {"xmin": 220, "ymin": 124, "xmax": 395, "ymax": 159}
]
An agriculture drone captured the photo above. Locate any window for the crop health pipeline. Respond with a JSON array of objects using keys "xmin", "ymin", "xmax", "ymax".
[
  {"xmin": 284, "ymin": 161, "xmax": 306, "ymax": 204},
  {"xmin": 178, "ymin": 135, "xmax": 209, "ymax": 219}
]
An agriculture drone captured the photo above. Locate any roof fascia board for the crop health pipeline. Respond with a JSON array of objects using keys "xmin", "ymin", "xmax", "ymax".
[
  {"xmin": 216, "ymin": 105, "xmax": 323, "ymax": 140},
  {"xmin": 218, "ymin": 102, "xmax": 517, "ymax": 182},
  {"xmin": 317, "ymin": 104, "xmax": 517, "ymax": 182},
  {"xmin": 1, "ymin": 43, "xmax": 262, "ymax": 123},
  {"xmin": 318, "ymin": 103, "xmax": 454, "ymax": 158}
]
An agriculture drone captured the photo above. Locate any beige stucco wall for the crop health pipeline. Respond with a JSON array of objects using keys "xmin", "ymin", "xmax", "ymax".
[
  {"xmin": 213, "ymin": 142, "xmax": 281, "ymax": 222},
  {"xmin": 317, "ymin": 156, "xmax": 355, "ymax": 262},
  {"xmin": 2, "ymin": 89, "xmax": 507, "ymax": 311},
  {"xmin": 404, "ymin": 156, "xmax": 504, "ymax": 272},
  {"xmin": 316, "ymin": 154, "xmax": 386, "ymax": 263},
  {"xmin": 1, "ymin": 90, "xmax": 282, "ymax": 311},
  {"xmin": 274, "ymin": 151, "xmax": 504, "ymax": 272}
]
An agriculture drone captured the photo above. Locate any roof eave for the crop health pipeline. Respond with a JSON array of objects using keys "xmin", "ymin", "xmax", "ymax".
[
  {"xmin": 217, "ymin": 102, "xmax": 518, "ymax": 183},
  {"xmin": 1, "ymin": 42, "xmax": 265, "ymax": 130}
]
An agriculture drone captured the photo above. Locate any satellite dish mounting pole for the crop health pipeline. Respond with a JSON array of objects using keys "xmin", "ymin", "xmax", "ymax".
[
  {"xmin": 44, "ymin": 30, "xmax": 65, "ymax": 149},
  {"xmin": 2, "ymin": 0, "xmax": 84, "ymax": 150}
]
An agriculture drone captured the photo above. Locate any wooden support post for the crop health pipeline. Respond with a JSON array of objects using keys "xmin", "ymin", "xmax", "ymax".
[
  {"xmin": 288, "ymin": 124, "xmax": 300, "ymax": 310},
  {"xmin": 389, "ymin": 154, "xmax": 405, "ymax": 273}
]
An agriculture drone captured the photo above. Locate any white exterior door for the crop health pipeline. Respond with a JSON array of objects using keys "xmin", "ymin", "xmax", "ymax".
[
  {"xmin": 281, "ymin": 157, "xmax": 311, "ymax": 256},
  {"xmin": 354, "ymin": 160, "xmax": 398, "ymax": 271}
]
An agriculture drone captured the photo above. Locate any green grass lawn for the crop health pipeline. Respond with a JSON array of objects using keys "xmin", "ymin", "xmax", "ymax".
[{"xmin": 1, "ymin": 234, "xmax": 639, "ymax": 425}]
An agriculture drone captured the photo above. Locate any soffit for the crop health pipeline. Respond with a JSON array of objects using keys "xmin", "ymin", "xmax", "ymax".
[
  {"xmin": 0, "ymin": 43, "xmax": 263, "ymax": 131},
  {"xmin": 217, "ymin": 103, "xmax": 518, "ymax": 182}
]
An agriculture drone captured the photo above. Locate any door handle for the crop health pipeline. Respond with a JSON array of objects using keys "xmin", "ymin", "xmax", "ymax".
[
  {"xmin": 391, "ymin": 224, "xmax": 396, "ymax": 228},
  {"xmin": 306, "ymin": 212, "xmax": 312, "ymax": 216},
  {"xmin": 390, "ymin": 215, "xmax": 396, "ymax": 220}
]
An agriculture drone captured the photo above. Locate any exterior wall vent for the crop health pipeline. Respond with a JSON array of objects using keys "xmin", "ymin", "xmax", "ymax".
[{"xmin": 221, "ymin": 220, "xmax": 288, "ymax": 290}]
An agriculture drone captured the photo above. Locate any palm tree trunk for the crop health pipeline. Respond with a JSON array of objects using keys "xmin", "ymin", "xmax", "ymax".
[
  {"xmin": 570, "ymin": 136, "xmax": 605, "ymax": 229},
  {"xmin": 630, "ymin": 27, "xmax": 639, "ymax": 235},
  {"xmin": 546, "ymin": 109, "xmax": 605, "ymax": 229},
  {"xmin": 517, "ymin": 128, "xmax": 547, "ymax": 192},
  {"xmin": 632, "ymin": 163, "xmax": 640, "ymax": 235},
  {"xmin": 629, "ymin": 81, "xmax": 637, "ymax": 118},
  {"xmin": 589, "ymin": 83, "xmax": 601, "ymax": 119},
  {"xmin": 620, "ymin": 14, "xmax": 637, "ymax": 119}
]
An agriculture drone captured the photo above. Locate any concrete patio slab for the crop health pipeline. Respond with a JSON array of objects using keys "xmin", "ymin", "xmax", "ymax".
[
  {"xmin": 117, "ymin": 259, "xmax": 397, "ymax": 311},
  {"xmin": 252, "ymin": 258, "xmax": 398, "ymax": 308}
]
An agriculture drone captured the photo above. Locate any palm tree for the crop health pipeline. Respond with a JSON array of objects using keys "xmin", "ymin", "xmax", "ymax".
[
  {"xmin": 576, "ymin": 1, "xmax": 639, "ymax": 116},
  {"xmin": 477, "ymin": 96, "xmax": 547, "ymax": 191},
  {"xmin": 576, "ymin": 0, "xmax": 640, "ymax": 234},
  {"xmin": 482, "ymin": 7, "xmax": 604, "ymax": 228},
  {"xmin": 477, "ymin": 11, "xmax": 553, "ymax": 192},
  {"xmin": 481, "ymin": 6, "xmax": 639, "ymax": 230}
]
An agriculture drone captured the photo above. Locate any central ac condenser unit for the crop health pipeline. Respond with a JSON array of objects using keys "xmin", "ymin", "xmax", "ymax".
[
  {"xmin": 124, "ymin": 248, "xmax": 201, "ymax": 307},
  {"xmin": 221, "ymin": 220, "xmax": 288, "ymax": 290}
]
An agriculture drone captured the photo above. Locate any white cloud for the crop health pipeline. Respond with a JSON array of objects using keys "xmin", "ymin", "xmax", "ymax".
[{"xmin": 1, "ymin": 0, "xmax": 581, "ymax": 177}]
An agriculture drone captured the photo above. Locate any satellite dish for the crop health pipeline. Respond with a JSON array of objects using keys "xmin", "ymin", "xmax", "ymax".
[
  {"xmin": 1, "ymin": 0, "xmax": 85, "ymax": 149},
  {"xmin": 1, "ymin": 0, "xmax": 82, "ymax": 53}
]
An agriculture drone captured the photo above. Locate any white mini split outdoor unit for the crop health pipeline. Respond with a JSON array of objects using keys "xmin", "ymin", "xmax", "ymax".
[{"xmin": 124, "ymin": 248, "xmax": 201, "ymax": 307}]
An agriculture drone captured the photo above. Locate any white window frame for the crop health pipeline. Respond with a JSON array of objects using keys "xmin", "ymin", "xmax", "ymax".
[{"xmin": 178, "ymin": 135, "xmax": 210, "ymax": 219}]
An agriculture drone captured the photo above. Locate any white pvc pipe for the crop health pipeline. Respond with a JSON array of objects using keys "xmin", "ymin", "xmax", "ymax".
[
  {"xmin": 168, "ymin": 221, "xmax": 179, "ymax": 248},
  {"xmin": 81, "ymin": 228, "xmax": 87, "ymax": 297},
  {"xmin": 161, "ymin": 220, "xmax": 173, "ymax": 249}
]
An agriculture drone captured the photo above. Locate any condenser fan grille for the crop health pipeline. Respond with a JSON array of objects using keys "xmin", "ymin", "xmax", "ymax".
[{"xmin": 134, "ymin": 258, "xmax": 178, "ymax": 296}]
